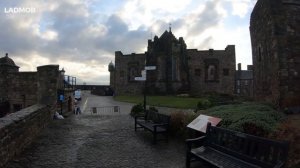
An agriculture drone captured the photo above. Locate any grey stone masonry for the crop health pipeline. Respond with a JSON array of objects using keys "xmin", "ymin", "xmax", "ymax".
[
  {"xmin": 110, "ymin": 30, "xmax": 236, "ymax": 96},
  {"xmin": 0, "ymin": 104, "xmax": 51, "ymax": 168},
  {"xmin": 250, "ymin": 0, "xmax": 300, "ymax": 108},
  {"xmin": 37, "ymin": 65, "xmax": 59, "ymax": 107}
]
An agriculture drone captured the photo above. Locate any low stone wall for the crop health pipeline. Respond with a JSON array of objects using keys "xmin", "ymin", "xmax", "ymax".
[{"xmin": 0, "ymin": 104, "xmax": 54, "ymax": 167}]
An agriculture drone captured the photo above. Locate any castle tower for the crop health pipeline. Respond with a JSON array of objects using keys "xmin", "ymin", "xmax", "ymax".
[
  {"xmin": 108, "ymin": 61, "xmax": 115, "ymax": 92},
  {"xmin": 0, "ymin": 53, "xmax": 19, "ymax": 101},
  {"xmin": 250, "ymin": 0, "xmax": 300, "ymax": 108},
  {"xmin": 146, "ymin": 29, "xmax": 189, "ymax": 94}
]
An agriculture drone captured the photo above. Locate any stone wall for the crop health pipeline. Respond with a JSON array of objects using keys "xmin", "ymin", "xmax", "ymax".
[
  {"xmin": 113, "ymin": 51, "xmax": 145, "ymax": 95},
  {"xmin": 0, "ymin": 65, "xmax": 61, "ymax": 167},
  {"xmin": 0, "ymin": 64, "xmax": 61, "ymax": 113},
  {"xmin": 7, "ymin": 72, "xmax": 38, "ymax": 111},
  {"xmin": 250, "ymin": 0, "xmax": 281, "ymax": 104},
  {"xmin": 0, "ymin": 104, "xmax": 53, "ymax": 167},
  {"xmin": 235, "ymin": 63, "xmax": 254, "ymax": 97},
  {"xmin": 280, "ymin": 0, "xmax": 300, "ymax": 107},
  {"xmin": 110, "ymin": 31, "xmax": 236, "ymax": 96},
  {"xmin": 188, "ymin": 45, "xmax": 236, "ymax": 96},
  {"xmin": 250, "ymin": 0, "xmax": 300, "ymax": 107}
]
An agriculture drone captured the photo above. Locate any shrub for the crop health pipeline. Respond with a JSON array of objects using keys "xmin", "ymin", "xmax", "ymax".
[
  {"xmin": 269, "ymin": 115, "xmax": 300, "ymax": 167},
  {"xmin": 130, "ymin": 103, "xmax": 144, "ymax": 117},
  {"xmin": 196, "ymin": 99, "xmax": 212, "ymax": 110},
  {"xmin": 169, "ymin": 111, "xmax": 197, "ymax": 138},
  {"xmin": 203, "ymin": 102, "xmax": 284, "ymax": 137},
  {"xmin": 149, "ymin": 106, "xmax": 158, "ymax": 112}
]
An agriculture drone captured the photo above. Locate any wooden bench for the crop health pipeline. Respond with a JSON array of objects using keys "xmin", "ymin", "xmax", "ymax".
[
  {"xmin": 135, "ymin": 110, "xmax": 170, "ymax": 144},
  {"xmin": 186, "ymin": 123, "xmax": 289, "ymax": 168}
]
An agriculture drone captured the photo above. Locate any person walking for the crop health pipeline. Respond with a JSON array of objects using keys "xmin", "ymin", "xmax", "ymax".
[{"xmin": 74, "ymin": 104, "xmax": 80, "ymax": 115}]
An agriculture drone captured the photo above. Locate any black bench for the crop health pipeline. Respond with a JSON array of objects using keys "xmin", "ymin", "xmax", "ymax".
[
  {"xmin": 135, "ymin": 110, "xmax": 170, "ymax": 144},
  {"xmin": 186, "ymin": 123, "xmax": 289, "ymax": 168}
]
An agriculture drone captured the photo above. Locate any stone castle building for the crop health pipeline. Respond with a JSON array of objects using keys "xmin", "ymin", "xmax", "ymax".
[
  {"xmin": 109, "ymin": 29, "xmax": 236, "ymax": 96},
  {"xmin": 0, "ymin": 53, "xmax": 75, "ymax": 116},
  {"xmin": 250, "ymin": 0, "xmax": 300, "ymax": 108},
  {"xmin": 235, "ymin": 63, "xmax": 253, "ymax": 97}
]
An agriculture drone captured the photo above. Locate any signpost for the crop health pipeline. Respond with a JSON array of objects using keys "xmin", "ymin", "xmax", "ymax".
[
  {"xmin": 135, "ymin": 66, "xmax": 156, "ymax": 112},
  {"xmin": 134, "ymin": 77, "xmax": 146, "ymax": 81},
  {"xmin": 145, "ymin": 66, "xmax": 156, "ymax": 70}
]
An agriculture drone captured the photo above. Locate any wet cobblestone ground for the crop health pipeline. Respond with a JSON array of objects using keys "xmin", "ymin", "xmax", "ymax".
[{"xmin": 6, "ymin": 92, "xmax": 205, "ymax": 168}]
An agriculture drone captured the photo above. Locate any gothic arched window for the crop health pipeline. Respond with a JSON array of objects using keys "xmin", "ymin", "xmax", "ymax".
[{"xmin": 204, "ymin": 59, "xmax": 219, "ymax": 82}]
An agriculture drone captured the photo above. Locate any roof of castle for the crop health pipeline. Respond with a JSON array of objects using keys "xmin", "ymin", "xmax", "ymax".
[
  {"xmin": 0, "ymin": 53, "xmax": 19, "ymax": 67},
  {"xmin": 159, "ymin": 30, "xmax": 177, "ymax": 42}
]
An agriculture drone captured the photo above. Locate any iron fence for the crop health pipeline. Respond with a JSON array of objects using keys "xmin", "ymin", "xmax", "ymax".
[{"xmin": 90, "ymin": 106, "xmax": 120, "ymax": 115}]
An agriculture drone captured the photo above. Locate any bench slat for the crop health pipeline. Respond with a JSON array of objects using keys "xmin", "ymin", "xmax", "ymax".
[
  {"xmin": 134, "ymin": 110, "xmax": 170, "ymax": 144},
  {"xmin": 136, "ymin": 121, "xmax": 167, "ymax": 133},
  {"xmin": 186, "ymin": 123, "xmax": 289, "ymax": 168},
  {"xmin": 191, "ymin": 146, "xmax": 260, "ymax": 168}
]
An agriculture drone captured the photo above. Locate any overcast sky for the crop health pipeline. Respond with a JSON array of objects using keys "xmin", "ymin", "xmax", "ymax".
[{"xmin": 0, "ymin": 0, "xmax": 257, "ymax": 85}]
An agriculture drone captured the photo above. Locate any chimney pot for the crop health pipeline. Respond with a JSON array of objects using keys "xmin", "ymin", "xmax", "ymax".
[{"xmin": 238, "ymin": 63, "xmax": 241, "ymax": 70}]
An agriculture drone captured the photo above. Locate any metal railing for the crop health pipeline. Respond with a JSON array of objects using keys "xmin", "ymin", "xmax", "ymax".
[
  {"xmin": 64, "ymin": 75, "xmax": 76, "ymax": 89},
  {"xmin": 90, "ymin": 106, "xmax": 120, "ymax": 115}
]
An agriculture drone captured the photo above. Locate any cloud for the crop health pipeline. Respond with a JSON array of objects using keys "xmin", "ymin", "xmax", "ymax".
[
  {"xmin": 0, "ymin": 0, "xmax": 256, "ymax": 84},
  {"xmin": 228, "ymin": 0, "xmax": 257, "ymax": 18},
  {"xmin": 186, "ymin": 0, "xmax": 225, "ymax": 37},
  {"xmin": 118, "ymin": 0, "xmax": 193, "ymax": 30}
]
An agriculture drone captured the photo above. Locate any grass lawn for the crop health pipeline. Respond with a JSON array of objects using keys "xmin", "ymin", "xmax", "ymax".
[{"xmin": 114, "ymin": 95, "xmax": 205, "ymax": 109}]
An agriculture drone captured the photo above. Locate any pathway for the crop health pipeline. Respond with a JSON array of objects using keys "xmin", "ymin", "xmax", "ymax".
[{"xmin": 5, "ymin": 91, "xmax": 197, "ymax": 168}]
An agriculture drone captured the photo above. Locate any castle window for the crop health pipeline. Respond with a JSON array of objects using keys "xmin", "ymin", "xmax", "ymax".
[
  {"xmin": 128, "ymin": 67, "xmax": 139, "ymax": 82},
  {"xmin": 127, "ymin": 62, "xmax": 140, "ymax": 82},
  {"xmin": 204, "ymin": 59, "xmax": 219, "ymax": 82},
  {"xmin": 223, "ymin": 69, "xmax": 229, "ymax": 76},
  {"xmin": 207, "ymin": 65, "xmax": 216, "ymax": 80},
  {"xmin": 194, "ymin": 69, "xmax": 201, "ymax": 76}
]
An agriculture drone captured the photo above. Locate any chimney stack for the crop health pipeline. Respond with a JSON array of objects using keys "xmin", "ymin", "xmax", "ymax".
[{"xmin": 238, "ymin": 63, "xmax": 241, "ymax": 71}]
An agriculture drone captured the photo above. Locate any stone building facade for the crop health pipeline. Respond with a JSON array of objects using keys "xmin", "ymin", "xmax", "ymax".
[
  {"xmin": 0, "ymin": 53, "xmax": 75, "ymax": 115},
  {"xmin": 250, "ymin": 0, "xmax": 300, "ymax": 108},
  {"xmin": 0, "ymin": 53, "xmax": 77, "ymax": 166},
  {"xmin": 235, "ymin": 63, "xmax": 253, "ymax": 97},
  {"xmin": 109, "ymin": 29, "xmax": 236, "ymax": 96}
]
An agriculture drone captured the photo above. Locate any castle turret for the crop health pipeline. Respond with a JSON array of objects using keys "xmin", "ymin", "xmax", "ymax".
[
  {"xmin": 108, "ymin": 61, "xmax": 115, "ymax": 93},
  {"xmin": 108, "ymin": 61, "xmax": 115, "ymax": 72},
  {"xmin": 0, "ymin": 53, "xmax": 20, "ymax": 101},
  {"xmin": 0, "ymin": 53, "xmax": 19, "ymax": 73}
]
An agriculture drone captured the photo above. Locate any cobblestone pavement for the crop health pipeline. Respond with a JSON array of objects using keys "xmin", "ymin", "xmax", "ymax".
[{"xmin": 5, "ymin": 92, "xmax": 205, "ymax": 168}]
